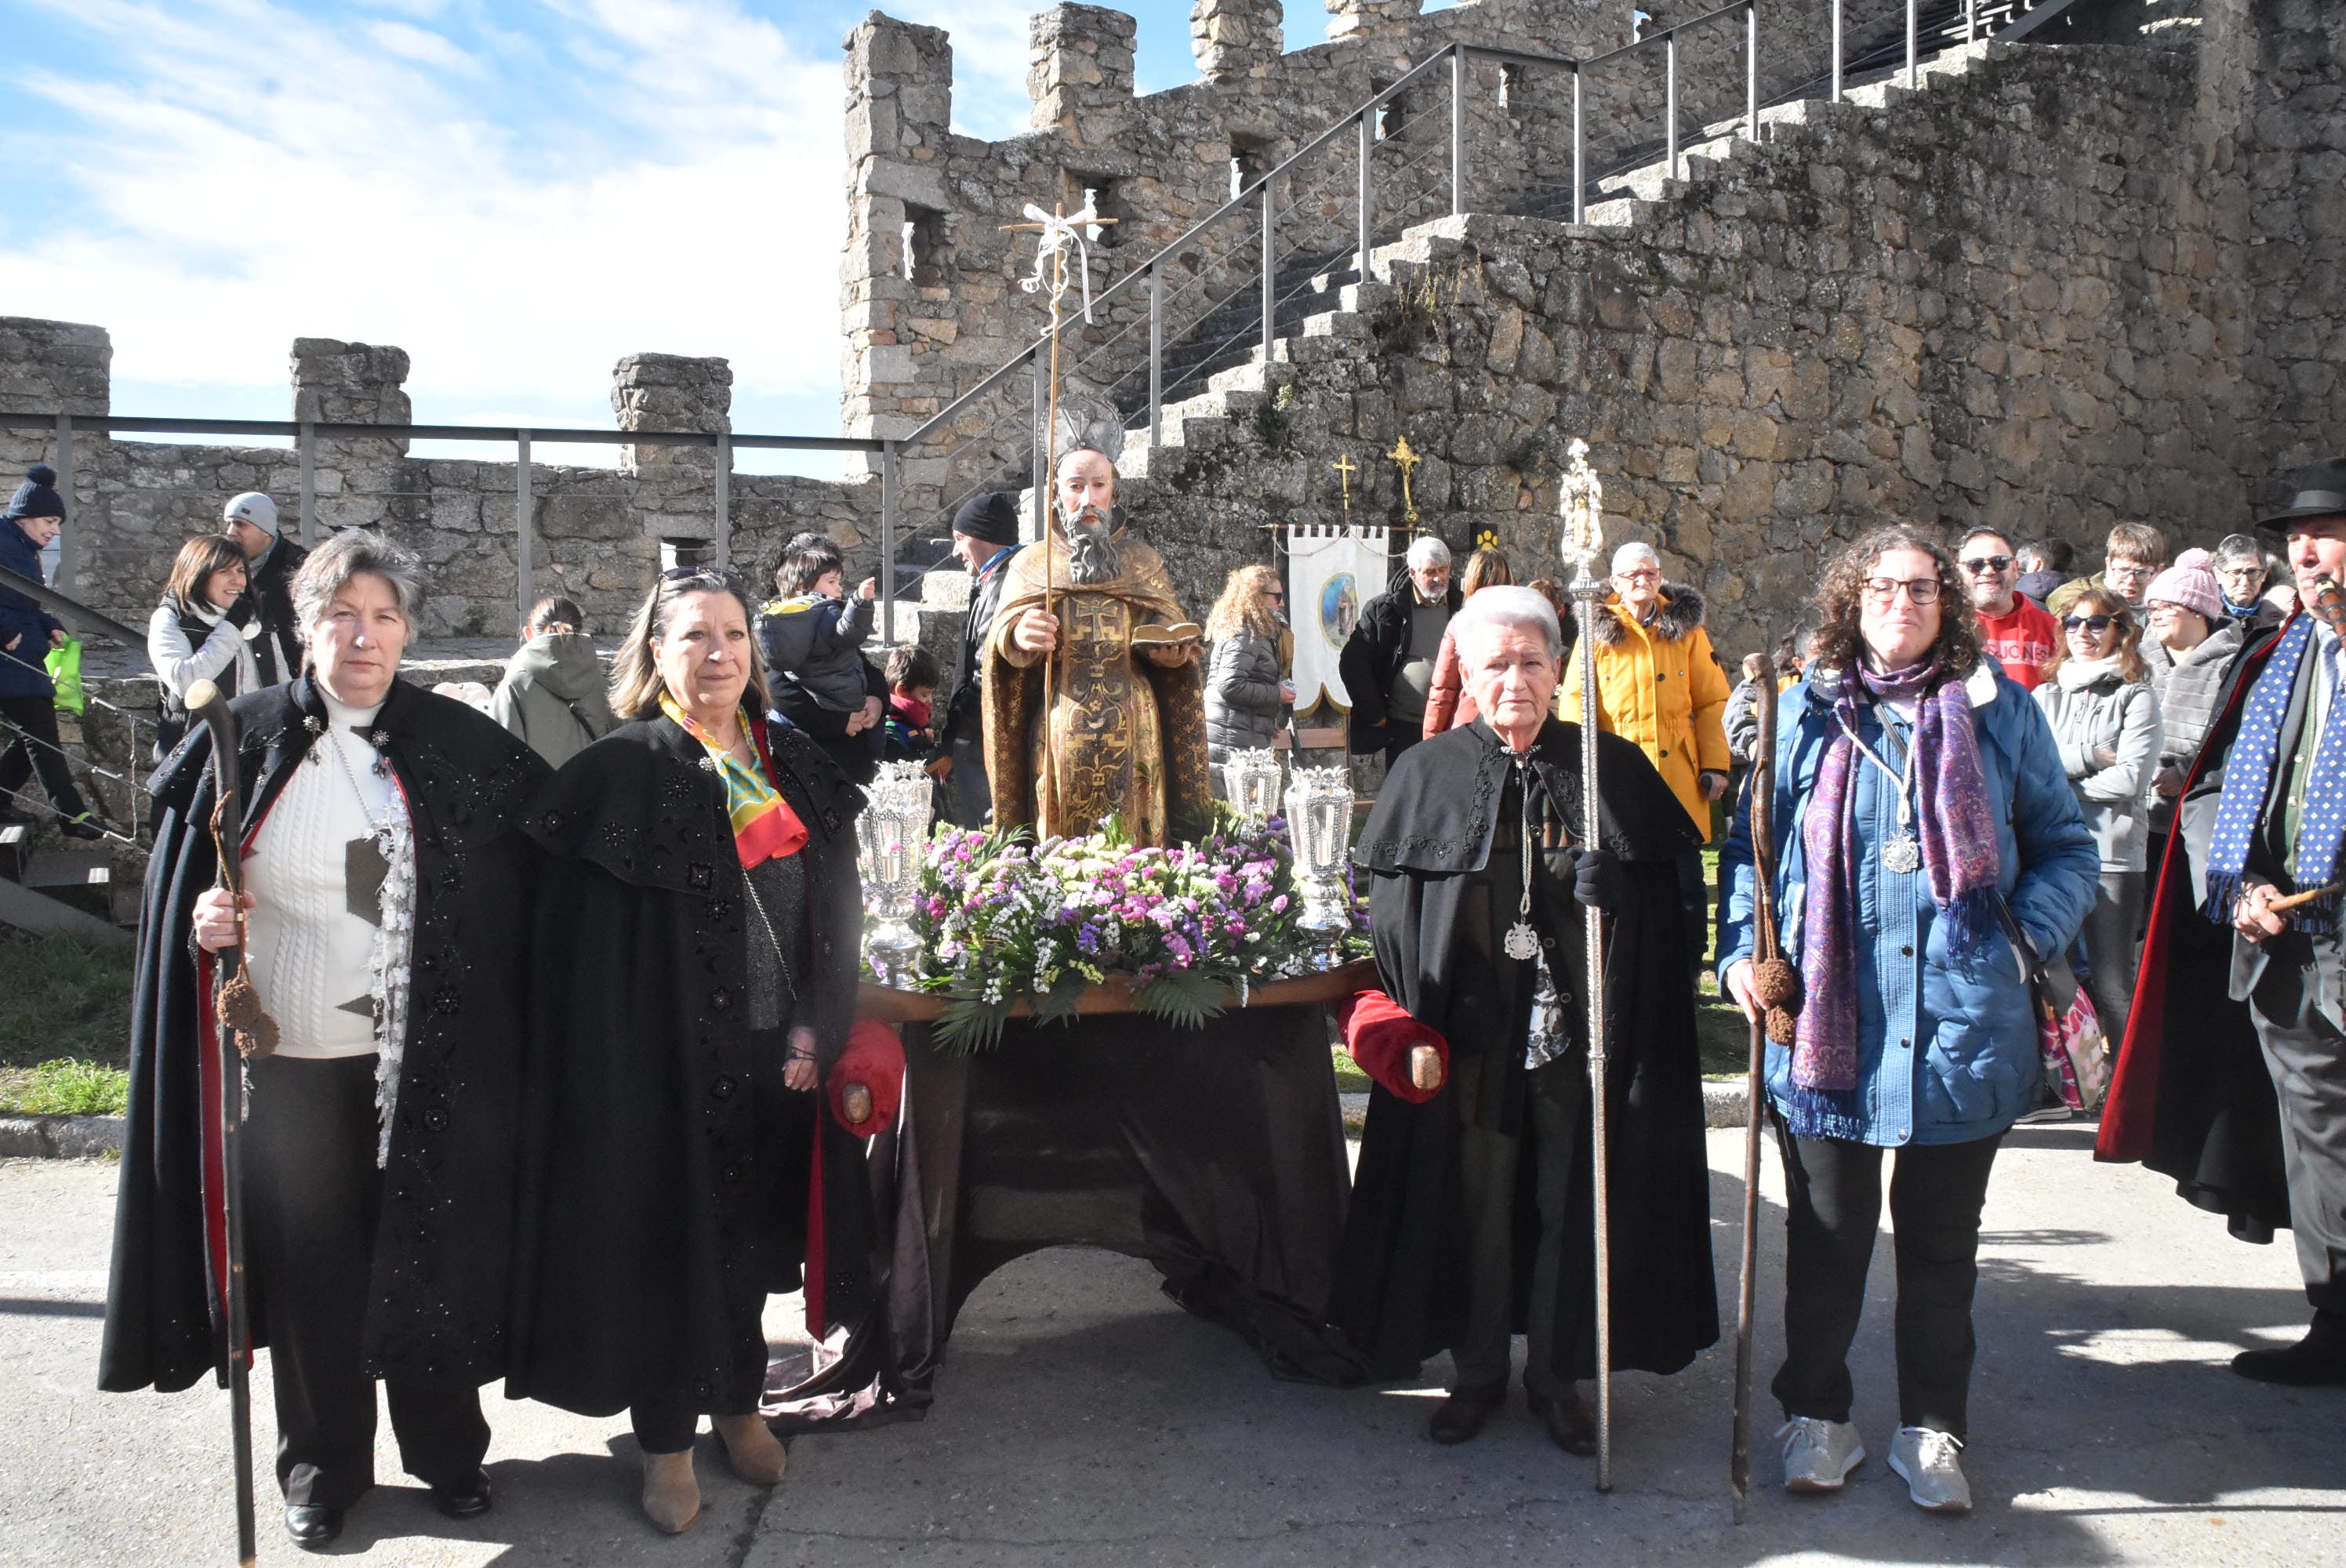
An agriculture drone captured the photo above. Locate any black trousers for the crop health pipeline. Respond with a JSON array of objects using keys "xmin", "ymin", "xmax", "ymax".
[
  {"xmin": 245, "ymin": 1054, "xmax": 489, "ymax": 1509},
  {"xmin": 1450, "ymin": 1057, "xmax": 1587, "ymax": 1399},
  {"xmin": 2246, "ymin": 949, "xmax": 2346, "ymax": 1316},
  {"xmin": 1771, "ymin": 1125, "xmax": 2003, "ymax": 1440},
  {"xmin": 0, "ymin": 691, "xmax": 89, "ymax": 820}
]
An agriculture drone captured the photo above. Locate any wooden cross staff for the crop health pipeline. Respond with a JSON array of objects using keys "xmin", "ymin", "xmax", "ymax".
[{"xmin": 1002, "ymin": 199, "xmax": 1117, "ymax": 837}]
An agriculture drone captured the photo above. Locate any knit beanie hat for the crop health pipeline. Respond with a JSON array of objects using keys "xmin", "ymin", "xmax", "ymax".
[
  {"xmin": 4, "ymin": 464, "xmax": 64, "ymax": 521},
  {"xmin": 2145, "ymin": 547, "xmax": 2224, "ymax": 623},
  {"xmin": 951, "ymin": 490, "xmax": 1022, "ymax": 549},
  {"xmin": 223, "ymin": 492, "xmax": 280, "ymax": 536}
]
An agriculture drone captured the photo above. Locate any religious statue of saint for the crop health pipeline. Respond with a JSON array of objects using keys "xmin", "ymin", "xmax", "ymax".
[{"xmin": 982, "ymin": 409, "xmax": 1214, "ymax": 847}]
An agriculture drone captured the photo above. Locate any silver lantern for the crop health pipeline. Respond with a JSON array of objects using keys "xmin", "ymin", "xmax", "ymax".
[
  {"xmin": 1223, "ymin": 746, "xmax": 1283, "ymax": 824},
  {"xmin": 1283, "ymin": 764, "xmax": 1354, "ymax": 964},
  {"xmin": 858, "ymin": 760, "xmax": 933, "ymax": 986}
]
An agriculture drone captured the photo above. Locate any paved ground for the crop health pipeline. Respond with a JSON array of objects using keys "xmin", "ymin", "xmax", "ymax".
[{"xmin": 5, "ymin": 1123, "xmax": 2344, "ymax": 1567}]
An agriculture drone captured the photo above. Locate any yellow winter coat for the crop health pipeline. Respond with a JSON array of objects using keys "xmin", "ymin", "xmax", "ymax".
[{"xmin": 1557, "ymin": 584, "xmax": 1733, "ymax": 840}]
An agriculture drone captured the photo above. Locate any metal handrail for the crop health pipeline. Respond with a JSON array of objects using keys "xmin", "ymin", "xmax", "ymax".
[{"xmin": 0, "ymin": 412, "xmax": 880, "ymax": 452}]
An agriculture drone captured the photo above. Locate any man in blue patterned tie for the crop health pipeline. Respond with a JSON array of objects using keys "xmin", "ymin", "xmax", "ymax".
[{"xmin": 2103, "ymin": 456, "xmax": 2346, "ymax": 1388}]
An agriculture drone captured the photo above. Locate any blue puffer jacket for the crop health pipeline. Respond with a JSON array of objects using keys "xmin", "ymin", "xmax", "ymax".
[
  {"xmin": 1717, "ymin": 661, "xmax": 2098, "ymax": 1147},
  {"xmin": 0, "ymin": 520, "xmax": 60, "ymax": 701}
]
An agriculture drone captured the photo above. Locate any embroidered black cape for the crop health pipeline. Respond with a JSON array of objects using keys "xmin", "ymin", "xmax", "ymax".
[
  {"xmin": 1332, "ymin": 717, "xmax": 1720, "ymax": 1381},
  {"xmin": 100, "ymin": 674, "xmax": 549, "ymax": 1394},
  {"xmin": 506, "ymin": 713, "xmax": 877, "ymax": 1419}
]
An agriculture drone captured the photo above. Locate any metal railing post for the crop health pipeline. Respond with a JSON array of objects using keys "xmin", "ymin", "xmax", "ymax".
[
  {"xmin": 1572, "ymin": 64, "xmax": 1585, "ymax": 223},
  {"xmin": 1832, "ymin": 0, "xmax": 1843, "ymax": 101},
  {"xmin": 880, "ymin": 440, "xmax": 899, "ymax": 645},
  {"xmin": 1666, "ymin": 31, "xmax": 1680, "ymax": 180},
  {"xmin": 51, "ymin": 414, "xmax": 73, "ymax": 595},
  {"xmin": 1907, "ymin": 0, "xmax": 1919, "ymax": 87},
  {"xmin": 1748, "ymin": 1, "xmax": 1760, "ymax": 143},
  {"xmin": 298, "ymin": 419, "xmax": 317, "ymax": 544},
  {"xmin": 1357, "ymin": 111, "xmax": 1374, "ymax": 277},
  {"xmin": 1032, "ymin": 343, "xmax": 1048, "ymax": 487},
  {"xmin": 1451, "ymin": 46, "xmax": 1467, "ymax": 217},
  {"xmin": 714, "ymin": 431, "xmax": 732, "ymax": 572},
  {"xmin": 1148, "ymin": 261, "xmax": 1164, "ymax": 454},
  {"xmin": 515, "ymin": 430, "xmax": 532, "ymax": 620},
  {"xmin": 1261, "ymin": 175, "xmax": 1276, "ymax": 364}
]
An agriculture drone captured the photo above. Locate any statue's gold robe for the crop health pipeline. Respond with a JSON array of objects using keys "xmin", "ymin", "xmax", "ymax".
[{"xmin": 982, "ymin": 532, "xmax": 1213, "ymax": 848}]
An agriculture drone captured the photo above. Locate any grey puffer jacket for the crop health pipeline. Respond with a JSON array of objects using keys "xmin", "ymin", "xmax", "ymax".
[
  {"xmin": 489, "ymin": 631, "xmax": 616, "ymax": 768},
  {"xmin": 2145, "ymin": 621, "xmax": 2242, "ymax": 833},
  {"xmin": 2032, "ymin": 660, "xmax": 2163, "ymax": 872},
  {"xmin": 1205, "ymin": 627, "xmax": 1286, "ymax": 761}
]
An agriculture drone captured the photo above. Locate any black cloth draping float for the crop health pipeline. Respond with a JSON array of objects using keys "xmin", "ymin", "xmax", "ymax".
[{"xmin": 763, "ymin": 967, "xmax": 1376, "ymax": 1428}]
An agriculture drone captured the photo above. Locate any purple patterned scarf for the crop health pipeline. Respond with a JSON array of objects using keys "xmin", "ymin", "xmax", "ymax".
[{"xmin": 1789, "ymin": 657, "xmax": 2001, "ymax": 1138}]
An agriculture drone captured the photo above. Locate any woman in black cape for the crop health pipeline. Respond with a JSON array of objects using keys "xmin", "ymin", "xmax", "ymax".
[{"xmin": 510, "ymin": 567, "xmax": 873, "ymax": 1534}]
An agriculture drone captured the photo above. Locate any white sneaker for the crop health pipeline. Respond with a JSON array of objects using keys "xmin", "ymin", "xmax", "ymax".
[
  {"xmin": 1778, "ymin": 1417, "xmax": 1865, "ymax": 1493},
  {"xmin": 1887, "ymin": 1425, "xmax": 1972, "ymax": 1512}
]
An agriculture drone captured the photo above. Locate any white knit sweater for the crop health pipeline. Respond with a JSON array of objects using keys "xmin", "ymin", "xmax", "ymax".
[{"xmin": 242, "ymin": 691, "xmax": 411, "ymax": 1060}]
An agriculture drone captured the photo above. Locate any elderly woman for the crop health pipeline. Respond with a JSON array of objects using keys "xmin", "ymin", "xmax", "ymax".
[
  {"xmin": 101, "ymin": 532, "xmax": 549, "ymax": 1551},
  {"xmin": 2036, "ymin": 588, "xmax": 2163, "ymax": 1041},
  {"xmin": 1203, "ymin": 563, "xmax": 1294, "ymax": 777},
  {"xmin": 512, "ymin": 568, "xmax": 873, "ymax": 1534},
  {"xmin": 2141, "ymin": 550, "xmax": 2240, "ymax": 877},
  {"xmin": 1720, "ymin": 525, "xmax": 2096, "ymax": 1514},
  {"xmin": 148, "ymin": 534, "xmax": 262, "ymax": 758}
]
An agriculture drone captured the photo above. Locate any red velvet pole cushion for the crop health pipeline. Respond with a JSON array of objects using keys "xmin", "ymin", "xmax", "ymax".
[
  {"xmin": 829, "ymin": 1018, "xmax": 906, "ymax": 1138},
  {"xmin": 1336, "ymin": 989, "xmax": 1448, "ymax": 1104}
]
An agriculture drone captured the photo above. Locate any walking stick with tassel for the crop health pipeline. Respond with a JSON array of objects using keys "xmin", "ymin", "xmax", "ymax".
[
  {"xmin": 1557, "ymin": 441, "xmax": 1614, "ymax": 1491},
  {"xmin": 1730, "ymin": 648, "xmax": 1792, "ymax": 1520},
  {"xmin": 183, "ymin": 677, "xmax": 278, "ymax": 1567}
]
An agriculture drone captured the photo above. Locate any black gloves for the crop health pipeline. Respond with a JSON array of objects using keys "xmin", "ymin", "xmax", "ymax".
[{"xmin": 1569, "ymin": 846, "xmax": 1625, "ymax": 911}]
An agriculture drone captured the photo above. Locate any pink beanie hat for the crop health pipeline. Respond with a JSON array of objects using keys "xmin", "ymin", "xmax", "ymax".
[{"xmin": 2145, "ymin": 548, "xmax": 2224, "ymax": 622}]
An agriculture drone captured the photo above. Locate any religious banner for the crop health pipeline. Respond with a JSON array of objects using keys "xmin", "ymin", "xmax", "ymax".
[{"xmin": 1284, "ymin": 523, "xmax": 1389, "ymax": 713}]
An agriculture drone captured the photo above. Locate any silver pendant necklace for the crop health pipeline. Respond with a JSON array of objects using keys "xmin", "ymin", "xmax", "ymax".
[
  {"xmin": 1839, "ymin": 700, "xmax": 1922, "ymax": 875},
  {"xmin": 1503, "ymin": 754, "xmax": 1542, "ymax": 961}
]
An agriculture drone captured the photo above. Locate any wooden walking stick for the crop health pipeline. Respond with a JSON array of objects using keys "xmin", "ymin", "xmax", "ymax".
[
  {"xmin": 183, "ymin": 677, "xmax": 275, "ymax": 1567},
  {"xmin": 1730, "ymin": 649, "xmax": 1792, "ymax": 1521},
  {"xmin": 1556, "ymin": 441, "xmax": 1615, "ymax": 1490}
]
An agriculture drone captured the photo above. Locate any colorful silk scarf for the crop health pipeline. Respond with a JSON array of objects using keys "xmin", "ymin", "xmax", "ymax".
[
  {"xmin": 2205, "ymin": 613, "xmax": 2346, "ymax": 932},
  {"xmin": 661, "ymin": 693, "xmax": 808, "ymax": 866}
]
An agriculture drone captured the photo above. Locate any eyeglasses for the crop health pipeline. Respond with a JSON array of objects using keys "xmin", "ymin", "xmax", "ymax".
[
  {"xmin": 1861, "ymin": 577, "xmax": 1941, "ymax": 605},
  {"xmin": 1618, "ymin": 568, "xmax": 1662, "ymax": 583},
  {"xmin": 2105, "ymin": 561, "xmax": 2156, "ymax": 579},
  {"xmin": 2062, "ymin": 615, "xmax": 2119, "ymax": 634},
  {"xmin": 1959, "ymin": 555, "xmax": 2014, "ymax": 574}
]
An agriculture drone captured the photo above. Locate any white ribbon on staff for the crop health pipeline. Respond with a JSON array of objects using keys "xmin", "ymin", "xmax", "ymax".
[{"xmin": 1018, "ymin": 198, "xmax": 1103, "ymax": 324}]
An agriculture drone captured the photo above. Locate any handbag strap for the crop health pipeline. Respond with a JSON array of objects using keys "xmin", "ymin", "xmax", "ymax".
[{"xmin": 1989, "ymin": 889, "xmax": 2078, "ymax": 1012}]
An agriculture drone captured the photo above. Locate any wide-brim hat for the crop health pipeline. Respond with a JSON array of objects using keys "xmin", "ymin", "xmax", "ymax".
[{"xmin": 2257, "ymin": 457, "xmax": 2346, "ymax": 532}]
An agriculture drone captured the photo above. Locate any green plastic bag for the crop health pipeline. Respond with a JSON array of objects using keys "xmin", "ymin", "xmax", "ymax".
[{"xmin": 45, "ymin": 636, "xmax": 84, "ymax": 715}]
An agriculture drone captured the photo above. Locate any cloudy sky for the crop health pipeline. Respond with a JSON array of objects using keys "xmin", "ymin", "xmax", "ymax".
[{"xmin": 0, "ymin": 0, "xmax": 1371, "ymax": 476}]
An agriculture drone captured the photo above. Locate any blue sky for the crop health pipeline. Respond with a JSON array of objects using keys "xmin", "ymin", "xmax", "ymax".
[{"xmin": 0, "ymin": 0, "xmax": 1407, "ymax": 477}]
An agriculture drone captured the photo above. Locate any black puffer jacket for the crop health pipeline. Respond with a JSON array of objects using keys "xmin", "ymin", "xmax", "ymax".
[
  {"xmin": 1338, "ymin": 568, "xmax": 1461, "ymax": 752},
  {"xmin": 1206, "ymin": 627, "xmax": 1286, "ymax": 761}
]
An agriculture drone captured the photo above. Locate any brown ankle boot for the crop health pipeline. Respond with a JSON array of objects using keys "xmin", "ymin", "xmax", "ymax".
[
  {"xmin": 641, "ymin": 1448, "xmax": 700, "ymax": 1534},
  {"xmin": 714, "ymin": 1414, "xmax": 789, "ymax": 1486}
]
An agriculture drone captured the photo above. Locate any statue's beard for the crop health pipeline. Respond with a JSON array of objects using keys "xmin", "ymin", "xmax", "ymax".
[{"xmin": 1059, "ymin": 504, "xmax": 1122, "ymax": 585}]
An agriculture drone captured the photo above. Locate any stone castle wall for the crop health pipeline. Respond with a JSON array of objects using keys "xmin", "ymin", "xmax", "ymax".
[{"xmin": 0, "ymin": 330, "xmax": 880, "ymax": 637}]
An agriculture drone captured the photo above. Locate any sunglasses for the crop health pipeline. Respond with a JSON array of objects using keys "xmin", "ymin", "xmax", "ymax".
[
  {"xmin": 1959, "ymin": 555, "xmax": 2014, "ymax": 574},
  {"xmin": 2062, "ymin": 615, "xmax": 2120, "ymax": 634}
]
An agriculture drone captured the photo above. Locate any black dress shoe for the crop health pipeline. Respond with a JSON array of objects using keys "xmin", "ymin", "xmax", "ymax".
[
  {"xmin": 1428, "ymin": 1384, "xmax": 1507, "ymax": 1445},
  {"xmin": 433, "ymin": 1469, "xmax": 493, "ymax": 1519},
  {"xmin": 283, "ymin": 1503, "xmax": 344, "ymax": 1550},
  {"xmin": 2233, "ymin": 1326, "xmax": 2346, "ymax": 1386},
  {"xmin": 1525, "ymin": 1385, "xmax": 1599, "ymax": 1457}
]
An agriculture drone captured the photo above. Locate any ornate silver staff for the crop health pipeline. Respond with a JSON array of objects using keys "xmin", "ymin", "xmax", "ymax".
[{"xmin": 1557, "ymin": 439, "xmax": 1614, "ymax": 1493}]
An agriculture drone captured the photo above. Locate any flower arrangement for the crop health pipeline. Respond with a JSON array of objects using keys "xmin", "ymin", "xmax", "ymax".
[{"xmin": 899, "ymin": 808, "xmax": 1364, "ymax": 1051}]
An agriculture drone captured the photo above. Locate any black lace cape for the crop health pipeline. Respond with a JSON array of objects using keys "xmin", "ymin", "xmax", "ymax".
[
  {"xmin": 1333, "ymin": 717, "xmax": 1720, "ymax": 1382},
  {"xmin": 100, "ymin": 674, "xmax": 549, "ymax": 1394},
  {"xmin": 506, "ymin": 714, "xmax": 876, "ymax": 1419}
]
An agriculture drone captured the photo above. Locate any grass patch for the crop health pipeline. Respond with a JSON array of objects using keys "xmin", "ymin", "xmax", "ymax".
[
  {"xmin": 1331, "ymin": 1050, "xmax": 1371, "ymax": 1093},
  {"xmin": 0, "ymin": 927, "xmax": 135, "ymax": 1068},
  {"xmin": 0, "ymin": 1058, "xmax": 131, "ymax": 1116}
]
